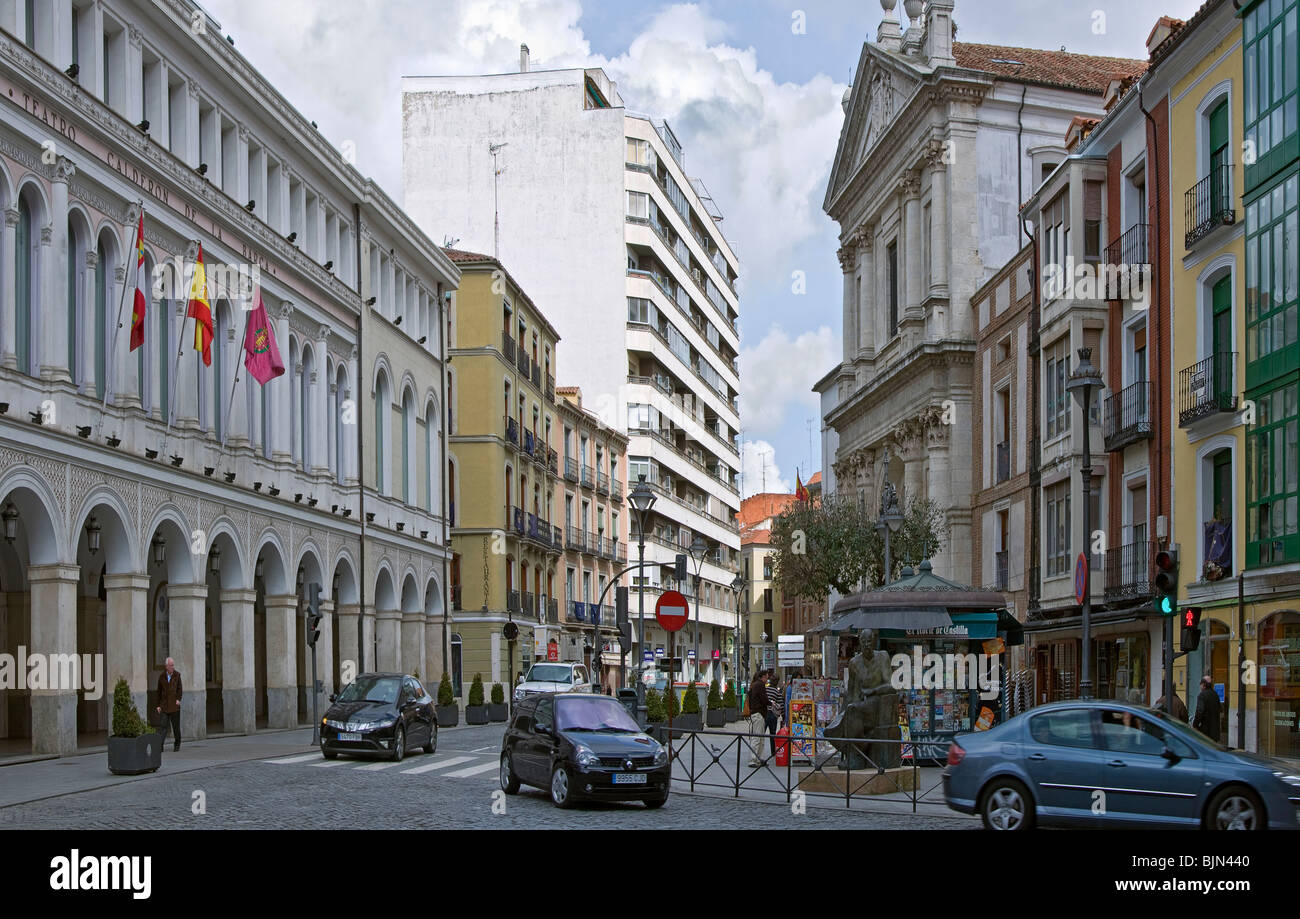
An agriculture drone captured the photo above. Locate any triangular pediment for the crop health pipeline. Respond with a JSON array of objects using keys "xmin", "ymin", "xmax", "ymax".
[{"xmin": 824, "ymin": 46, "xmax": 923, "ymax": 216}]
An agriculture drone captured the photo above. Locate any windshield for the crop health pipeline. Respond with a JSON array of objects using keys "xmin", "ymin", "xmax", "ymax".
[
  {"xmin": 526, "ymin": 664, "xmax": 573, "ymax": 683},
  {"xmin": 336, "ymin": 676, "xmax": 400, "ymax": 705},
  {"xmin": 556, "ymin": 696, "xmax": 641, "ymax": 733},
  {"xmin": 1146, "ymin": 706, "xmax": 1230, "ymax": 751}
]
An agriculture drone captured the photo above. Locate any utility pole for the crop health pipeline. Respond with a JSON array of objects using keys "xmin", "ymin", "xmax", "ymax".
[{"xmin": 489, "ymin": 142, "xmax": 509, "ymax": 259}]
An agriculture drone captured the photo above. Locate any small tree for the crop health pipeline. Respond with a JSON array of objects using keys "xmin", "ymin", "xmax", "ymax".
[
  {"xmin": 645, "ymin": 688, "xmax": 665, "ymax": 723},
  {"xmin": 722, "ymin": 682, "xmax": 738, "ymax": 710},
  {"xmin": 664, "ymin": 685, "xmax": 680, "ymax": 719},
  {"xmin": 111, "ymin": 678, "xmax": 146, "ymax": 738},
  {"xmin": 468, "ymin": 673, "xmax": 485, "ymax": 707},
  {"xmin": 437, "ymin": 672, "xmax": 455, "ymax": 707},
  {"xmin": 706, "ymin": 678, "xmax": 723, "ymax": 711},
  {"xmin": 681, "ymin": 683, "xmax": 701, "ymax": 715},
  {"xmin": 491, "ymin": 682, "xmax": 505, "ymax": 705}
]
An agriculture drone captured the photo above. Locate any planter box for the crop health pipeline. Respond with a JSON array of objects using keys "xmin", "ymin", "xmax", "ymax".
[
  {"xmin": 674, "ymin": 713, "xmax": 701, "ymax": 734},
  {"xmin": 706, "ymin": 709, "xmax": 726, "ymax": 728},
  {"xmin": 646, "ymin": 723, "xmax": 667, "ymax": 744},
  {"xmin": 107, "ymin": 733, "xmax": 163, "ymax": 775},
  {"xmin": 465, "ymin": 705, "xmax": 489, "ymax": 725},
  {"xmin": 487, "ymin": 703, "xmax": 509, "ymax": 723},
  {"xmin": 436, "ymin": 705, "xmax": 459, "ymax": 728},
  {"xmin": 724, "ymin": 707, "xmax": 739, "ymax": 723}
]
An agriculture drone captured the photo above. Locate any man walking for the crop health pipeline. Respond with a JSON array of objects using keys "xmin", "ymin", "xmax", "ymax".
[
  {"xmin": 156, "ymin": 657, "xmax": 183, "ymax": 751},
  {"xmin": 1192, "ymin": 675, "xmax": 1222, "ymax": 742},
  {"xmin": 748, "ymin": 669, "xmax": 776, "ymax": 765}
]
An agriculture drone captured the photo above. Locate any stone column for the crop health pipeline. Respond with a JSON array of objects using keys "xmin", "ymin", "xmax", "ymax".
[
  {"xmin": 80, "ymin": 248, "xmax": 99, "ymax": 396},
  {"xmin": 174, "ymin": 297, "xmax": 199, "ymax": 429},
  {"xmin": 856, "ymin": 226, "xmax": 875, "ymax": 357},
  {"xmin": 263, "ymin": 595, "xmax": 298, "ymax": 728},
  {"xmin": 376, "ymin": 608, "xmax": 402, "ymax": 672},
  {"xmin": 104, "ymin": 573, "xmax": 150, "ymax": 722},
  {"xmin": 220, "ymin": 588, "xmax": 256, "ymax": 734},
  {"xmin": 361, "ymin": 607, "xmax": 376, "ymax": 673},
  {"xmin": 335, "ymin": 604, "xmax": 360, "ymax": 685},
  {"xmin": 927, "ymin": 144, "xmax": 950, "ymax": 294},
  {"xmin": 346, "ymin": 348, "xmax": 360, "ymax": 485},
  {"xmin": 272, "ymin": 303, "xmax": 293, "ymax": 463},
  {"xmin": 1, "ymin": 207, "xmax": 18, "ymax": 369},
  {"xmin": 315, "ymin": 599, "xmax": 336, "ymax": 700},
  {"xmin": 226, "ymin": 310, "xmax": 249, "ymax": 448},
  {"xmin": 902, "ymin": 173, "xmax": 923, "ymax": 318},
  {"xmin": 113, "ymin": 264, "xmax": 142, "ymax": 410},
  {"xmin": 837, "ymin": 240, "xmax": 857, "ymax": 366},
  {"xmin": 401, "ymin": 612, "xmax": 425, "ymax": 679},
  {"xmin": 28, "ymin": 565, "xmax": 79, "ymax": 755},
  {"xmin": 167, "ymin": 583, "xmax": 208, "ymax": 742},
  {"xmin": 424, "ymin": 619, "xmax": 444, "ymax": 686},
  {"xmin": 313, "ymin": 325, "xmax": 331, "ymax": 476},
  {"xmin": 42, "ymin": 157, "xmax": 74, "ymax": 385}
]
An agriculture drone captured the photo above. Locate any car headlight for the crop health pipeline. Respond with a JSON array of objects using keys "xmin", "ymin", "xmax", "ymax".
[
  {"xmin": 359, "ymin": 716, "xmax": 397, "ymax": 731},
  {"xmin": 514, "ymin": 687, "xmax": 525, "ymax": 700},
  {"xmin": 324, "ymin": 719, "xmax": 346, "ymax": 730},
  {"xmin": 1274, "ymin": 771, "xmax": 1300, "ymax": 788},
  {"xmin": 575, "ymin": 746, "xmax": 601, "ymax": 767},
  {"xmin": 653, "ymin": 748, "xmax": 669, "ymax": 765}
]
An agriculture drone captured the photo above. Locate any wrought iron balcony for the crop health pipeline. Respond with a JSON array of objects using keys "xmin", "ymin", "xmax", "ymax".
[
  {"xmin": 522, "ymin": 590, "xmax": 535, "ymax": 618},
  {"xmin": 548, "ymin": 449, "xmax": 559, "ymax": 475},
  {"xmin": 564, "ymin": 457, "xmax": 579, "ymax": 483},
  {"xmin": 1185, "ymin": 164, "xmax": 1235, "ymax": 248},
  {"xmin": 531, "ymin": 359, "xmax": 542, "ymax": 388},
  {"xmin": 1104, "ymin": 223, "xmax": 1150, "ymax": 268},
  {"xmin": 508, "ymin": 590, "xmax": 521, "ymax": 614},
  {"xmin": 597, "ymin": 470, "xmax": 610, "ymax": 494},
  {"xmin": 570, "ymin": 601, "xmax": 587, "ymax": 623},
  {"xmin": 502, "ymin": 332, "xmax": 516, "ymax": 364},
  {"xmin": 995, "ymin": 550, "xmax": 1009, "ymax": 592},
  {"xmin": 523, "ymin": 430, "xmax": 535, "ymax": 456},
  {"xmin": 516, "ymin": 348, "xmax": 530, "ymax": 375},
  {"xmin": 1103, "ymin": 381, "xmax": 1152, "ymax": 452},
  {"xmin": 567, "ymin": 525, "xmax": 583, "ymax": 551},
  {"xmin": 512, "ymin": 506, "xmax": 525, "ymax": 536},
  {"xmin": 581, "ymin": 465, "xmax": 595, "ymax": 488},
  {"xmin": 547, "ymin": 597, "xmax": 559, "ymax": 623},
  {"xmin": 1104, "ymin": 538, "xmax": 1156, "ymax": 603},
  {"xmin": 611, "ymin": 478, "xmax": 624, "ymax": 502},
  {"xmin": 1179, "ymin": 353, "xmax": 1238, "ymax": 426},
  {"xmin": 505, "ymin": 416, "xmax": 519, "ymax": 446},
  {"xmin": 995, "ymin": 441, "xmax": 1010, "ymax": 484},
  {"xmin": 546, "ymin": 374, "xmax": 555, "ymax": 403}
]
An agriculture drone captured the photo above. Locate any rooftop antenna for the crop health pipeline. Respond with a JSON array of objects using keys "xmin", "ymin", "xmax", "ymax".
[{"xmin": 489, "ymin": 141, "xmax": 509, "ymax": 258}]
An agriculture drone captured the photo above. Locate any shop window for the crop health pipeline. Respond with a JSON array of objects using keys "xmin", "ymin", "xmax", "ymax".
[
  {"xmin": 1257, "ymin": 610, "xmax": 1300, "ymax": 760},
  {"xmin": 1245, "ymin": 379, "xmax": 1299, "ymax": 567}
]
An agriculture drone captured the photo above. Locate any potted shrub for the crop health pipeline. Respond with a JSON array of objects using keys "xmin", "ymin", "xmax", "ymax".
[
  {"xmin": 107, "ymin": 678, "xmax": 163, "ymax": 775},
  {"xmin": 435, "ymin": 672, "xmax": 459, "ymax": 727},
  {"xmin": 488, "ymin": 683, "xmax": 509, "ymax": 722},
  {"xmin": 677, "ymin": 681, "xmax": 701, "ymax": 733},
  {"xmin": 645, "ymin": 689, "xmax": 665, "ymax": 742},
  {"xmin": 705, "ymin": 678, "xmax": 726, "ymax": 728},
  {"xmin": 465, "ymin": 673, "xmax": 489, "ymax": 725},
  {"xmin": 723, "ymin": 682, "xmax": 739, "ymax": 723}
]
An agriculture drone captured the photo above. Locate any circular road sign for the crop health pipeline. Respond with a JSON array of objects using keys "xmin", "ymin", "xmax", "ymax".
[
  {"xmin": 1074, "ymin": 553, "xmax": 1089, "ymax": 606},
  {"xmin": 655, "ymin": 590, "xmax": 690, "ymax": 633}
]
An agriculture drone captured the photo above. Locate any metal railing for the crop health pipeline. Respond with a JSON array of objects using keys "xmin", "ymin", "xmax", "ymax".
[
  {"xmin": 523, "ymin": 430, "xmax": 535, "ymax": 456},
  {"xmin": 505, "ymin": 416, "xmax": 519, "ymax": 446},
  {"xmin": 564, "ymin": 457, "xmax": 579, "ymax": 482},
  {"xmin": 612, "ymin": 479, "xmax": 624, "ymax": 502},
  {"xmin": 1104, "ymin": 222, "xmax": 1150, "ymax": 268},
  {"xmin": 1104, "ymin": 538, "xmax": 1156, "ymax": 602},
  {"xmin": 581, "ymin": 465, "xmax": 595, "ymax": 488},
  {"xmin": 1178, "ymin": 353, "xmax": 1238, "ymax": 426},
  {"xmin": 512, "ymin": 506, "xmax": 525, "ymax": 536},
  {"xmin": 501, "ymin": 332, "xmax": 516, "ymax": 364},
  {"xmin": 521, "ymin": 590, "xmax": 535, "ymax": 618},
  {"xmin": 995, "ymin": 551, "xmax": 1009, "ymax": 592},
  {"xmin": 566, "ymin": 525, "xmax": 584, "ymax": 551},
  {"xmin": 507, "ymin": 590, "xmax": 521, "ymax": 614},
  {"xmin": 995, "ymin": 441, "xmax": 1010, "ymax": 484},
  {"xmin": 546, "ymin": 374, "xmax": 555, "ymax": 403},
  {"xmin": 597, "ymin": 470, "xmax": 610, "ymax": 494},
  {"xmin": 1185, "ymin": 164, "xmax": 1234, "ymax": 248},
  {"xmin": 516, "ymin": 348, "xmax": 530, "ymax": 376},
  {"xmin": 531, "ymin": 359, "xmax": 542, "ymax": 388},
  {"xmin": 548, "ymin": 449, "xmax": 559, "ymax": 475},
  {"xmin": 1103, "ymin": 381, "xmax": 1152, "ymax": 452}
]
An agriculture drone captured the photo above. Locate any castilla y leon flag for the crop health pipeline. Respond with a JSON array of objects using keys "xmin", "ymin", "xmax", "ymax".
[
  {"xmin": 187, "ymin": 244, "xmax": 214, "ymax": 366},
  {"xmin": 129, "ymin": 211, "xmax": 147, "ymax": 351},
  {"xmin": 243, "ymin": 288, "xmax": 285, "ymax": 385}
]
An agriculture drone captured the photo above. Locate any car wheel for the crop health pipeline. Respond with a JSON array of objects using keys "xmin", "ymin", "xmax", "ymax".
[
  {"xmin": 980, "ymin": 778, "xmax": 1034, "ymax": 831},
  {"xmin": 1206, "ymin": 786, "xmax": 1264, "ymax": 830},
  {"xmin": 550, "ymin": 764, "xmax": 574, "ymax": 809},
  {"xmin": 423, "ymin": 723, "xmax": 437, "ymax": 755},
  {"xmin": 322, "ymin": 749, "xmax": 338, "ymax": 760},
  {"xmin": 644, "ymin": 792, "xmax": 669, "ymax": 809},
  {"xmin": 500, "ymin": 753, "xmax": 521, "ymax": 795},
  {"xmin": 390, "ymin": 725, "xmax": 406, "ymax": 763}
]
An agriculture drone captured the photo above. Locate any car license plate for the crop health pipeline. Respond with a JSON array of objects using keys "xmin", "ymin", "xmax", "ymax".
[
  {"xmin": 613, "ymin": 773, "xmax": 647, "ymax": 785},
  {"xmin": 339, "ymin": 732, "xmax": 362, "ymax": 742}
]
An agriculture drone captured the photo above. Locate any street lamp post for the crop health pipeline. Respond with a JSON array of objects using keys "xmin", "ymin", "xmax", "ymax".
[
  {"xmin": 688, "ymin": 535, "xmax": 708, "ymax": 684},
  {"xmin": 1067, "ymin": 347, "xmax": 1102, "ymax": 701},
  {"xmin": 627, "ymin": 476, "xmax": 657, "ymax": 720},
  {"xmin": 730, "ymin": 572, "xmax": 745, "ymax": 694},
  {"xmin": 875, "ymin": 449, "xmax": 903, "ymax": 585}
]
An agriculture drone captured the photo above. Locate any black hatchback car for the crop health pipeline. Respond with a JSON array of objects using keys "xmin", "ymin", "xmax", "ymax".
[
  {"xmin": 500, "ymin": 693, "xmax": 671, "ymax": 808},
  {"xmin": 321, "ymin": 673, "xmax": 437, "ymax": 762}
]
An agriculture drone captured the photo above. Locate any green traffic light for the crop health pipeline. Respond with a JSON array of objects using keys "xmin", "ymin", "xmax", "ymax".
[{"xmin": 1160, "ymin": 595, "xmax": 1174, "ymax": 615}]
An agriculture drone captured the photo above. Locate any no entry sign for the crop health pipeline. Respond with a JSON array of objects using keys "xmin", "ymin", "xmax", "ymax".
[{"xmin": 655, "ymin": 590, "xmax": 689, "ymax": 632}]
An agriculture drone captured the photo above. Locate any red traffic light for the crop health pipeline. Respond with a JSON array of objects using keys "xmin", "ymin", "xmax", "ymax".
[
  {"xmin": 1155, "ymin": 550, "xmax": 1177, "ymax": 572},
  {"xmin": 1154, "ymin": 548, "xmax": 1179, "ymax": 594},
  {"xmin": 1183, "ymin": 607, "xmax": 1202, "ymax": 629}
]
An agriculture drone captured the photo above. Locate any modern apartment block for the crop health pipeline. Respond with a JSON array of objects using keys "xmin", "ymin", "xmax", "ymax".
[{"xmin": 402, "ymin": 58, "xmax": 742, "ymax": 684}]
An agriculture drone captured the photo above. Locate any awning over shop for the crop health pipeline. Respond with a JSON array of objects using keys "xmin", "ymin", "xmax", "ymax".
[{"xmin": 814, "ymin": 605, "xmax": 953, "ymax": 635}]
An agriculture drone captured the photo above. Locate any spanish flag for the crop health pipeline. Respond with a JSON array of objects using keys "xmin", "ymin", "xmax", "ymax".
[
  {"xmin": 795, "ymin": 472, "xmax": 810, "ymax": 503},
  {"xmin": 187, "ymin": 244, "xmax": 213, "ymax": 366},
  {"xmin": 129, "ymin": 211, "xmax": 147, "ymax": 352}
]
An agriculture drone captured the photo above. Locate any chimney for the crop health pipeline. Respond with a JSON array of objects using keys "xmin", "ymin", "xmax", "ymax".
[
  {"xmin": 520, "ymin": 43, "xmax": 530, "ymax": 73},
  {"xmin": 923, "ymin": 0, "xmax": 956, "ymax": 68},
  {"xmin": 1145, "ymin": 17, "xmax": 1182, "ymax": 58}
]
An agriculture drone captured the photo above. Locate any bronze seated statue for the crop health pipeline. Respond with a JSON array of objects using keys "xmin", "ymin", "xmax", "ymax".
[{"xmin": 824, "ymin": 629, "xmax": 901, "ymax": 770}]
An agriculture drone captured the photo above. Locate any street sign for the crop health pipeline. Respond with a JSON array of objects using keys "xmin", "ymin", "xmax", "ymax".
[
  {"xmin": 778, "ymin": 635, "xmax": 805, "ymax": 648},
  {"xmin": 687, "ymin": 649, "xmax": 696, "ymax": 659},
  {"xmin": 655, "ymin": 590, "xmax": 689, "ymax": 633},
  {"xmin": 1074, "ymin": 553, "xmax": 1088, "ymax": 606},
  {"xmin": 655, "ymin": 647, "xmax": 665, "ymax": 658},
  {"xmin": 643, "ymin": 651, "xmax": 653, "ymax": 663}
]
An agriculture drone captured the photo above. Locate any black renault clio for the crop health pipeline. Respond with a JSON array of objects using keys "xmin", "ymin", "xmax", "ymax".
[
  {"xmin": 500, "ymin": 693, "xmax": 671, "ymax": 808},
  {"xmin": 320, "ymin": 673, "xmax": 437, "ymax": 762}
]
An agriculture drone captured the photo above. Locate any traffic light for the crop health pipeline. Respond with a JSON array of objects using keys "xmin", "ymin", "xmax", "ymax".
[
  {"xmin": 306, "ymin": 582, "xmax": 322, "ymax": 647},
  {"xmin": 675, "ymin": 553, "xmax": 688, "ymax": 583},
  {"xmin": 1154, "ymin": 548, "xmax": 1179, "ymax": 615},
  {"xmin": 1181, "ymin": 607, "xmax": 1203, "ymax": 652},
  {"xmin": 616, "ymin": 586, "xmax": 631, "ymax": 652}
]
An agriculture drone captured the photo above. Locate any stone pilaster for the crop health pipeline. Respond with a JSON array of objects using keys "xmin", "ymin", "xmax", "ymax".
[
  {"xmin": 263, "ymin": 595, "xmax": 298, "ymax": 728},
  {"xmin": 28, "ymin": 565, "xmax": 79, "ymax": 755},
  {"xmin": 167, "ymin": 582, "xmax": 208, "ymax": 742},
  {"xmin": 104, "ymin": 573, "xmax": 150, "ymax": 722},
  {"xmin": 221, "ymin": 588, "xmax": 257, "ymax": 734}
]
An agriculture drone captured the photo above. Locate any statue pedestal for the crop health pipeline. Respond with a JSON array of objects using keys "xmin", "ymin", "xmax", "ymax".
[{"xmin": 796, "ymin": 765, "xmax": 916, "ymax": 796}]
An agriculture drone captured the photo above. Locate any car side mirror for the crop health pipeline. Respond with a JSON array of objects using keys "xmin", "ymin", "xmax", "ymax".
[
  {"xmin": 1160, "ymin": 746, "xmax": 1181, "ymax": 764},
  {"xmin": 328, "ymin": 693, "xmax": 336, "ymax": 703}
]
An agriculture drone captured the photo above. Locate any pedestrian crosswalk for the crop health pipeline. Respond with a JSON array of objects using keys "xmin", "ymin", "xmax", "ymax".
[{"xmin": 263, "ymin": 750, "xmax": 499, "ymax": 780}]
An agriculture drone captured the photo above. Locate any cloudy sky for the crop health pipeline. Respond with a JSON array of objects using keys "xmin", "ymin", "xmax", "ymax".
[{"xmin": 205, "ymin": 0, "xmax": 1204, "ymax": 497}]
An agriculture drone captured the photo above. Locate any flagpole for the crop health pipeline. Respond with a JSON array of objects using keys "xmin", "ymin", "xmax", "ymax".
[
  {"xmin": 165, "ymin": 242, "xmax": 201, "ymax": 441},
  {"xmin": 98, "ymin": 203, "xmax": 142, "ymax": 423},
  {"xmin": 220, "ymin": 304, "xmax": 252, "ymax": 448}
]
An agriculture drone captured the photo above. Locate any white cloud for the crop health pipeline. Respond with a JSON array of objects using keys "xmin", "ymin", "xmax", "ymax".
[
  {"xmin": 738, "ymin": 324, "xmax": 836, "ymax": 441},
  {"xmin": 740, "ymin": 440, "xmax": 790, "ymax": 498}
]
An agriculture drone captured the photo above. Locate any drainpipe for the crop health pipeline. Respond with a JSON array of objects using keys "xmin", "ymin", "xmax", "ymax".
[
  {"xmin": 440, "ymin": 284, "xmax": 451, "ymax": 676},
  {"xmin": 353, "ymin": 202, "xmax": 367, "ymax": 671}
]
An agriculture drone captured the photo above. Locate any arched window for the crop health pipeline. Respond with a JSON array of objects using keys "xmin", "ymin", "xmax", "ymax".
[
  {"xmin": 334, "ymin": 364, "xmax": 346, "ymax": 485},
  {"xmin": 94, "ymin": 238, "xmax": 108, "ymax": 399},
  {"xmin": 66, "ymin": 218, "xmax": 80, "ymax": 382},
  {"xmin": 157, "ymin": 284, "xmax": 170, "ymax": 420},
  {"xmin": 425, "ymin": 401, "xmax": 439, "ymax": 514},
  {"xmin": 375, "ymin": 369, "xmax": 391, "ymax": 496},
  {"xmin": 402, "ymin": 388, "xmax": 415, "ymax": 504},
  {"xmin": 213, "ymin": 303, "xmax": 226, "ymax": 441},
  {"xmin": 139, "ymin": 254, "xmax": 153, "ymax": 411},
  {"xmin": 15, "ymin": 195, "xmax": 34, "ymax": 376},
  {"xmin": 261, "ymin": 380, "xmax": 272, "ymax": 460},
  {"xmin": 289, "ymin": 339, "xmax": 300, "ymax": 465},
  {"xmin": 299, "ymin": 346, "xmax": 313, "ymax": 472}
]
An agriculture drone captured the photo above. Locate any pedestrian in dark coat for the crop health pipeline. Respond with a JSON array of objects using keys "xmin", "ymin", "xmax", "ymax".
[
  {"xmin": 1192, "ymin": 675, "xmax": 1222, "ymax": 742},
  {"xmin": 155, "ymin": 657, "xmax": 183, "ymax": 751}
]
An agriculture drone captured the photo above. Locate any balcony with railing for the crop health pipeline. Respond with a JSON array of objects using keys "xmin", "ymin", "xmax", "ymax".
[
  {"xmin": 548, "ymin": 449, "xmax": 559, "ymax": 475},
  {"xmin": 546, "ymin": 597, "xmax": 559, "ymax": 624},
  {"xmin": 564, "ymin": 456, "xmax": 579, "ymax": 483},
  {"xmin": 1185, "ymin": 164, "xmax": 1235, "ymax": 248},
  {"xmin": 597, "ymin": 470, "xmax": 610, "ymax": 494},
  {"xmin": 581, "ymin": 465, "xmax": 595, "ymax": 489},
  {"xmin": 1103, "ymin": 381, "xmax": 1152, "ymax": 452},
  {"xmin": 566, "ymin": 525, "xmax": 583, "ymax": 552},
  {"xmin": 995, "ymin": 441, "xmax": 1010, "ymax": 484},
  {"xmin": 516, "ymin": 347, "xmax": 530, "ymax": 376},
  {"xmin": 553, "ymin": 525, "xmax": 563, "ymax": 547},
  {"xmin": 569, "ymin": 601, "xmax": 588, "ymax": 624},
  {"xmin": 505, "ymin": 416, "xmax": 519, "ymax": 447},
  {"xmin": 1104, "ymin": 223, "xmax": 1150, "ymax": 269},
  {"xmin": 1104, "ymin": 538, "xmax": 1156, "ymax": 603},
  {"xmin": 1179, "ymin": 353, "xmax": 1238, "ymax": 426},
  {"xmin": 523, "ymin": 429, "xmax": 535, "ymax": 457},
  {"xmin": 546, "ymin": 373, "xmax": 555, "ymax": 403},
  {"xmin": 502, "ymin": 332, "xmax": 516, "ymax": 365},
  {"xmin": 531, "ymin": 359, "xmax": 542, "ymax": 389},
  {"xmin": 508, "ymin": 589, "xmax": 521, "ymax": 614},
  {"xmin": 521, "ymin": 590, "xmax": 535, "ymax": 618},
  {"xmin": 512, "ymin": 506, "xmax": 526, "ymax": 536},
  {"xmin": 612, "ymin": 478, "xmax": 624, "ymax": 502},
  {"xmin": 994, "ymin": 550, "xmax": 1009, "ymax": 592}
]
